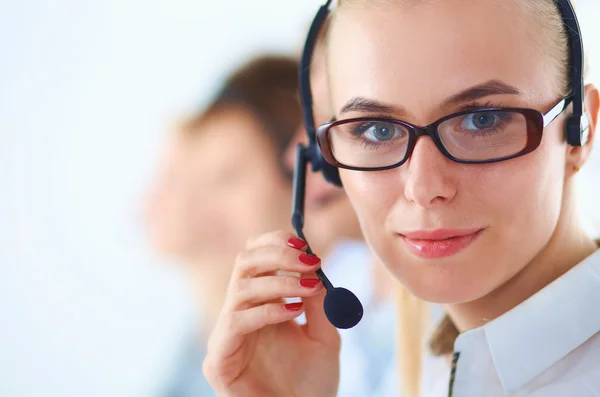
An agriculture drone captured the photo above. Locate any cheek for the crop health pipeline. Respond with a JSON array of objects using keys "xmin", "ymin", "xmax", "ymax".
[
  {"xmin": 448, "ymin": 143, "xmax": 567, "ymax": 301},
  {"xmin": 340, "ymin": 168, "xmax": 400, "ymax": 247},
  {"xmin": 490, "ymin": 132, "xmax": 566, "ymax": 241},
  {"xmin": 230, "ymin": 170, "xmax": 291, "ymax": 233},
  {"xmin": 159, "ymin": 187, "xmax": 190, "ymax": 230}
]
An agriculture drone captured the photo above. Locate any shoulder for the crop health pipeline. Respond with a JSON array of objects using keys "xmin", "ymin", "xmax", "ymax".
[{"xmin": 525, "ymin": 331, "xmax": 600, "ymax": 393}]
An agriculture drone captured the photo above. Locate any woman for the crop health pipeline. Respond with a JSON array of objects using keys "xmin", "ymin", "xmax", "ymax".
[
  {"xmin": 202, "ymin": 1, "xmax": 600, "ymax": 396},
  {"xmin": 143, "ymin": 55, "xmax": 302, "ymax": 396}
]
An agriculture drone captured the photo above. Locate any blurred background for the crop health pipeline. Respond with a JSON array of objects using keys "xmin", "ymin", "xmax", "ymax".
[{"xmin": 0, "ymin": 1, "xmax": 598, "ymax": 396}]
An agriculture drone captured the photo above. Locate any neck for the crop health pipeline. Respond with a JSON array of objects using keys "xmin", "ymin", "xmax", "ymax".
[{"xmin": 445, "ymin": 186, "xmax": 599, "ymax": 333}]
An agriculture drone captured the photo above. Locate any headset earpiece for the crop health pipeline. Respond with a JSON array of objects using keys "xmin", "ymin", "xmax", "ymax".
[
  {"xmin": 566, "ymin": 116, "xmax": 584, "ymax": 146},
  {"xmin": 581, "ymin": 112, "xmax": 590, "ymax": 145},
  {"xmin": 566, "ymin": 112, "xmax": 590, "ymax": 147},
  {"xmin": 320, "ymin": 160, "xmax": 343, "ymax": 187},
  {"xmin": 309, "ymin": 142, "xmax": 342, "ymax": 186}
]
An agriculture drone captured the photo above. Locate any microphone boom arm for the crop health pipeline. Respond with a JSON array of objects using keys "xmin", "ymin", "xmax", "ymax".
[{"xmin": 292, "ymin": 144, "xmax": 334, "ymax": 291}]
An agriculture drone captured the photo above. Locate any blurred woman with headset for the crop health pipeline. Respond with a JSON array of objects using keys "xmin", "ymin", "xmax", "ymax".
[
  {"xmin": 203, "ymin": 0, "xmax": 600, "ymax": 396},
  {"xmin": 145, "ymin": 51, "xmax": 399, "ymax": 397},
  {"xmin": 144, "ymin": 55, "xmax": 302, "ymax": 396}
]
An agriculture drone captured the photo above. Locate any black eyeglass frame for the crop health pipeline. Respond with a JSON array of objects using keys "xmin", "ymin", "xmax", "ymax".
[
  {"xmin": 299, "ymin": 0, "xmax": 587, "ymax": 171},
  {"xmin": 316, "ymin": 97, "xmax": 573, "ymax": 171}
]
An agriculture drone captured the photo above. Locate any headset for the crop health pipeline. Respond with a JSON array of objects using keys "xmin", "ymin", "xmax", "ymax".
[{"xmin": 292, "ymin": 0, "xmax": 588, "ymax": 329}]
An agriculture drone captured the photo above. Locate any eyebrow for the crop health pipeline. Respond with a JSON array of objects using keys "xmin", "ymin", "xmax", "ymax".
[
  {"xmin": 339, "ymin": 80, "xmax": 522, "ymax": 116},
  {"xmin": 339, "ymin": 97, "xmax": 405, "ymax": 116},
  {"xmin": 442, "ymin": 80, "xmax": 521, "ymax": 107}
]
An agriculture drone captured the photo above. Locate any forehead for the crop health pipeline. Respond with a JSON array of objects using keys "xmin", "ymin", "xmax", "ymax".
[
  {"xmin": 188, "ymin": 110, "xmax": 274, "ymax": 170},
  {"xmin": 327, "ymin": 0, "xmax": 554, "ymax": 118}
]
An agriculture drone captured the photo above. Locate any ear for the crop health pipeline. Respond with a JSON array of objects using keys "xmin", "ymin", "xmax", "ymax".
[{"xmin": 566, "ymin": 83, "xmax": 599, "ymax": 175}]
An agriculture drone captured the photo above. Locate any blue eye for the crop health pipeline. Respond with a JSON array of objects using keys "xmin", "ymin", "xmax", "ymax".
[
  {"xmin": 462, "ymin": 112, "xmax": 502, "ymax": 131},
  {"xmin": 361, "ymin": 122, "xmax": 402, "ymax": 142}
]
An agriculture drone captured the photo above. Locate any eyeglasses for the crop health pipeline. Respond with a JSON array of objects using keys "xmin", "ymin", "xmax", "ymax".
[{"xmin": 316, "ymin": 97, "xmax": 572, "ymax": 170}]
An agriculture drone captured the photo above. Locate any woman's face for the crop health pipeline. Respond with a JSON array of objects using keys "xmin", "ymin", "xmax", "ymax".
[
  {"xmin": 146, "ymin": 108, "xmax": 293, "ymax": 260},
  {"xmin": 328, "ymin": 0, "xmax": 571, "ymax": 303},
  {"xmin": 189, "ymin": 108, "xmax": 294, "ymax": 257}
]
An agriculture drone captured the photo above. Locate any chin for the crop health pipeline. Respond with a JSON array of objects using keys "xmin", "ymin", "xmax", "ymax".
[
  {"xmin": 385, "ymin": 248, "xmax": 497, "ymax": 305},
  {"xmin": 408, "ymin": 281, "xmax": 487, "ymax": 305}
]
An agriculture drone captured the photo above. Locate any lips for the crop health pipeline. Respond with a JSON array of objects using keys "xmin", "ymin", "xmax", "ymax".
[{"xmin": 400, "ymin": 228, "xmax": 484, "ymax": 259}]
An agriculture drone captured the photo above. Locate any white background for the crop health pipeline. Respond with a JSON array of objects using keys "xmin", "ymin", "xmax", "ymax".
[{"xmin": 0, "ymin": 1, "xmax": 598, "ymax": 396}]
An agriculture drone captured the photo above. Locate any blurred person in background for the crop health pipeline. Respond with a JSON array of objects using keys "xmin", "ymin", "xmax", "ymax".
[{"xmin": 143, "ymin": 55, "xmax": 302, "ymax": 397}]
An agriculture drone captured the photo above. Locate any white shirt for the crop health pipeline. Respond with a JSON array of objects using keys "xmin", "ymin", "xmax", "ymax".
[{"xmin": 423, "ymin": 247, "xmax": 600, "ymax": 397}]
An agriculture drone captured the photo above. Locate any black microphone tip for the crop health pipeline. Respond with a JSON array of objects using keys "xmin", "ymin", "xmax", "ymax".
[{"xmin": 323, "ymin": 287, "xmax": 364, "ymax": 329}]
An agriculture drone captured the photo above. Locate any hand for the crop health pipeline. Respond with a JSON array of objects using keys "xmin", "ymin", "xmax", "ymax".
[{"xmin": 203, "ymin": 231, "xmax": 341, "ymax": 397}]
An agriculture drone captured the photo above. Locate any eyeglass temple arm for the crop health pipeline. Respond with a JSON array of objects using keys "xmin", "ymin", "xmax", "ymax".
[
  {"xmin": 543, "ymin": 96, "xmax": 589, "ymax": 142},
  {"xmin": 292, "ymin": 144, "xmax": 334, "ymax": 291},
  {"xmin": 543, "ymin": 97, "xmax": 572, "ymax": 127}
]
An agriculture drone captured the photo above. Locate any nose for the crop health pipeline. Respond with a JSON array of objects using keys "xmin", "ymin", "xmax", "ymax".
[{"xmin": 403, "ymin": 137, "xmax": 457, "ymax": 208}]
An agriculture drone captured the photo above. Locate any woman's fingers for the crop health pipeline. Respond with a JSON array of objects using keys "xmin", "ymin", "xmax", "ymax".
[
  {"xmin": 207, "ymin": 302, "xmax": 306, "ymax": 361},
  {"xmin": 231, "ymin": 275, "xmax": 323, "ymax": 309},
  {"xmin": 204, "ymin": 231, "xmax": 334, "ymax": 395},
  {"xmin": 229, "ymin": 302, "xmax": 305, "ymax": 335},
  {"xmin": 233, "ymin": 244, "xmax": 321, "ymax": 279}
]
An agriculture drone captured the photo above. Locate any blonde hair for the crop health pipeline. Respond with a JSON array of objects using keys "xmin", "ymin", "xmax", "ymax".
[{"xmin": 329, "ymin": 1, "xmax": 588, "ymax": 396}]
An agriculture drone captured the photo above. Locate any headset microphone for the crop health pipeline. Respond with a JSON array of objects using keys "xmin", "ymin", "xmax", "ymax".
[{"xmin": 292, "ymin": 144, "xmax": 363, "ymax": 329}]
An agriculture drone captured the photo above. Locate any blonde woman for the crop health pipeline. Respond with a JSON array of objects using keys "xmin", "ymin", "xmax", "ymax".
[{"xmin": 202, "ymin": 1, "xmax": 600, "ymax": 396}]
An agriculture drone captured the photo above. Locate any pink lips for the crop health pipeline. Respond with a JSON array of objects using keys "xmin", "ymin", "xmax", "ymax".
[{"xmin": 400, "ymin": 228, "xmax": 483, "ymax": 259}]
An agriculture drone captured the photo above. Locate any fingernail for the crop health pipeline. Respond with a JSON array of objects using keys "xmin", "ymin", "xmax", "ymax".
[
  {"xmin": 300, "ymin": 278, "xmax": 321, "ymax": 288},
  {"xmin": 299, "ymin": 253, "xmax": 320, "ymax": 266},
  {"xmin": 284, "ymin": 302, "xmax": 303, "ymax": 311},
  {"xmin": 287, "ymin": 237, "xmax": 307, "ymax": 250}
]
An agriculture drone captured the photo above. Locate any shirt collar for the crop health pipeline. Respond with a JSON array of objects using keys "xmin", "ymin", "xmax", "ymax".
[{"xmin": 455, "ymin": 247, "xmax": 600, "ymax": 394}]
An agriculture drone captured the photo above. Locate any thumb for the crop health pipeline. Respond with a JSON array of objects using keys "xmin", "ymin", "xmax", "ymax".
[{"xmin": 302, "ymin": 288, "xmax": 339, "ymax": 344}]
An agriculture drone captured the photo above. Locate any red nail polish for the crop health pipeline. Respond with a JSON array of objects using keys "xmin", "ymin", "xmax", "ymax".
[
  {"xmin": 284, "ymin": 302, "xmax": 303, "ymax": 311},
  {"xmin": 287, "ymin": 237, "xmax": 307, "ymax": 250},
  {"xmin": 300, "ymin": 278, "xmax": 321, "ymax": 288},
  {"xmin": 299, "ymin": 253, "xmax": 320, "ymax": 266}
]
